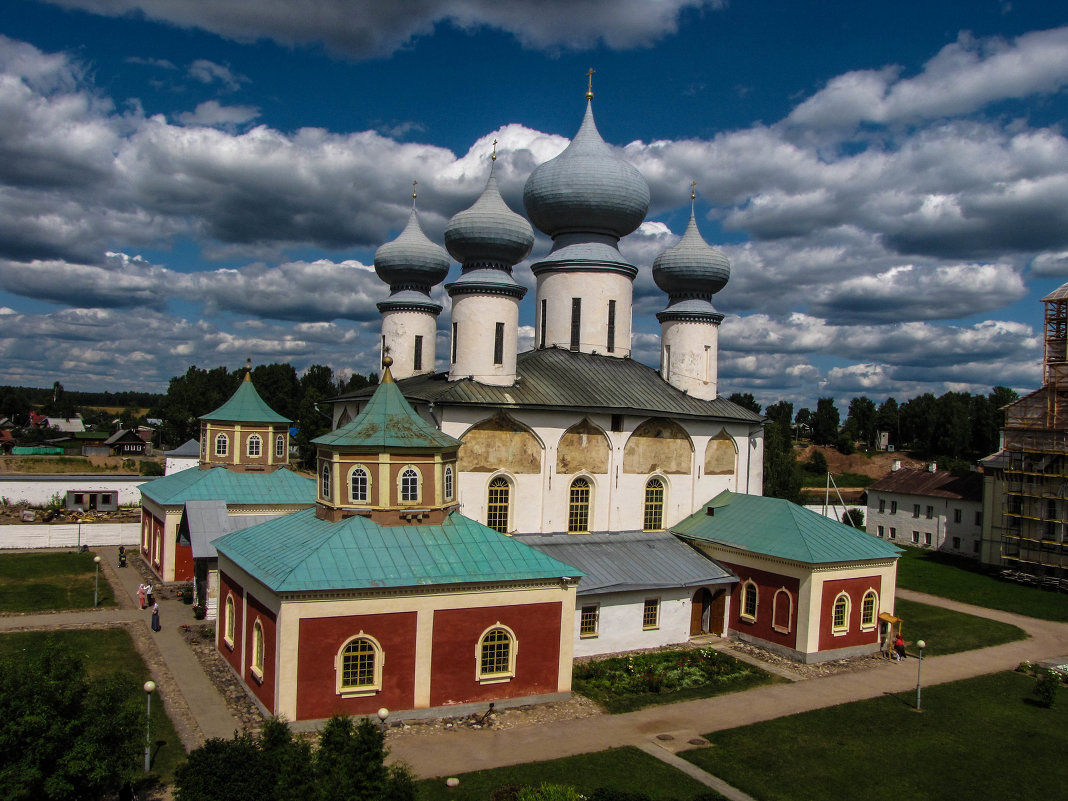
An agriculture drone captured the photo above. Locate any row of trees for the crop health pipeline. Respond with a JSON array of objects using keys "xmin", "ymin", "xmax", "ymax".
[
  {"xmin": 727, "ymin": 387, "xmax": 1020, "ymax": 503},
  {"xmin": 155, "ymin": 364, "xmax": 378, "ymax": 468}
]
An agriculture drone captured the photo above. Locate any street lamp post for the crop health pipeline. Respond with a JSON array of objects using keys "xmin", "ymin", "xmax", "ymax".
[
  {"xmin": 93, "ymin": 555, "xmax": 101, "ymax": 607},
  {"xmin": 915, "ymin": 640, "xmax": 926, "ymax": 711},
  {"xmin": 377, "ymin": 707, "xmax": 389, "ymax": 735},
  {"xmin": 143, "ymin": 680, "xmax": 156, "ymax": 772}
]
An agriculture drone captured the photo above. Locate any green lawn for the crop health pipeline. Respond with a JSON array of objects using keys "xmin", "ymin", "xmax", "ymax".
[
  {"xmin": 416, "ymin": 746, "xmax": 722, "ymax": 801},
  {"xmin": 896, "ymin": 547, "xmax": 1068, "ymax": 622},
  {"xmin": 893, "ymin": 598, "xmax": 1026, "ymax": 654},
  {"xmin": 0, "ymin": 628, "xmax": 185, "ymax": 783},
  {"xmin": 683, "ymin": 671, "xmax": 1065, "ymax": 801},
  {"xmin": 573, "ymin": 648, "xmax": 781, "ymax": 713},
  {"xmin": 0, "ymin": 550, "xmax": 116, "ymax": 612}
]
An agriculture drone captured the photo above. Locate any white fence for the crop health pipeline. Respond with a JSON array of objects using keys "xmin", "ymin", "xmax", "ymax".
[
  {"xmin": 0, "ymin": 475, "xmax": 146, "ymax": 506},
  {"xmin": 0, "ymin": 523, "xmax": 141, "ymax": 549}
]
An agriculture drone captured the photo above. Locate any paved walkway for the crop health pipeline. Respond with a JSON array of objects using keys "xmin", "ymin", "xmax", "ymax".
[
  {"xmin": 0, "ymin": 547, "xmax": 240, "ymax": 748},
  {"xmin": 387, "ymin": 588, "xmax": 1068, "ymax": 779}
]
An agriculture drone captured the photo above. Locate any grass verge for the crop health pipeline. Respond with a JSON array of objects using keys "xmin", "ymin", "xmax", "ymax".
[
  {"xmin": 684, "ymin": 671, "xmax": 1066, "ymax": 801},
  {"xmin": 896, "ymin": 547, "xmax": 1068, "ymax": 622},
  {"xmin": 415, "ymin": 745, "xmax": 722, "ymax": 801},
  {"xmin": 0, "ymin": 628, "xmax": 185, "ymax": 784},
  {"xmin": 893, "ymin": 598, "xmax": 1026, "ymax": 654},
  {"xmin": 0, "ymin": 550, "xmax": 116, "ymax": 611},
  {"xmin": 573, "ymin": 648, "xmax": 781, "ymax": 714}
]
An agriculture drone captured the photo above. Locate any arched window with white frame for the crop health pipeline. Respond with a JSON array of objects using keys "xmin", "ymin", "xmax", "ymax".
[
  {"xmin": 643, "ymin": 477, "xmax": 665, "ymax": 531},
  {"xmin": 247, "ymin": 434, "xmax": 262, "ymax": 457},
  {"xmin": 224, "ymin": 595, "xmax": 235, "ymax": 648},
  {"xmin": 399, "ymin": 466, "xmax": 420, "ymax": 503},
  {"xmin": 860, "ymin": 589, "xmax": 878, "ymax": 630},
  {"xmin": 487, "ymin": 476, "xmax": 511, "ymax": 533},
  {"xmin": 336, "ymin": 634, "xmax": 383, "ymax": 696},
  {"xmin": 349, "ymin": 466, "xmax": 370, "ymax": 504},
  {"xmin": 320, "ymin": 462, "xmax": 331, "ymax": 500},
  {"xmin": 275, "ymin": 433, "xmax": 285, "ymax": 458},
  {"xmin": 251, "ymin": 620, "xmax": 265, "ymax": 680},
  {"xmin": 568, "ymin": 477, "xmax": 591, "ymax": 533},
  {"xmin": 476, "ymin": 624, "xmax": 516, "ymax": 683},
  {"xmin": 741, "ymin": 579, "xmax": 758, "ymax": 622},
  {"xmin": 772, "ymin": 588, "xmax": 792, "ymax": 634},
  {"xmin": 214, "ymin": 433, "xmax": 229, "ymax": 457},
  {"xmin": 444, "ymin": 465, "xmax": 454, "ymax": 502},
  {"xmin": 832, "ymin": 592, "xmax": 851, "ymax": 635}
]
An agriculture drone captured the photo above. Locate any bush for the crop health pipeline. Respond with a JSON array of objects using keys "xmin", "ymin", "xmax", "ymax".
[
  {"xmin": 517, "ymin": 784, "xmax": 583, "ymax": 801},
  {"xmin": 1035, "ymin": 670, "xmax": 1059, "ymax": 708},
  {"xmin": 836, "ymin": 434, "xmax": 855, "ymax": 455},
  {"xmin": 804, "ymin": 450, "xmax": 828, "ymax": 475},
  {"xmin": 843, "ymin": 509, "xmax": 865, "ymax": 529},
  {"xmin": 140, "ymin": 461, "xmax": 164, "ymax": 476}
]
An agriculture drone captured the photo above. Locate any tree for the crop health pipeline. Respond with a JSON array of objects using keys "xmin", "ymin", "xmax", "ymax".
[
  {"xmin": 764, "ymin": 400, "xmax": 793, "ymax": 431},
  {"xmin": 875, "ymin": 397, "xmax": 899, "ymax": 448},
  {"xmin": 803, "ymin": 449, "xmax": 828, "ymax": 475},
  {"xmin": 160, "ymin": 365, "xmax": 239, "ymax": 445},
  {"xmin": 727, "ymin": 392, "xmax": 761, "ymax": 415},
  {"xmin": 843, "ymin": 508, "xmax": 865, "ymax": 529},
  {"xmin": 812, "ymin": 398, "xmax": 840, "ymax": 446},
  {"xmin": 0, "ymin": 640, "xmax": 142, "ymax": 801},
  {"xmin": 252, "ymin": 363, "xmax": 301, "ymax": 421},
  {"xmin": 843, "ymin": 396, "xmax": 877, "ymax": 449},
  {"xmin": 315, "ymin": 716, "xmax": 414, "ymax": 801},
  {"xmin": 763, "ymin": 421, "xmax": 802, "ymax": 503}
]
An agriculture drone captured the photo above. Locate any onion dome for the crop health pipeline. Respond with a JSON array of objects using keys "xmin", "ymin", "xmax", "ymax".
[
  {"xmin": 373, "ymin": 206, "xmax": 450, "ymax": 293},
  {"xmin": 522, "ymin": 101, "xmax": 650, "ymax": 239},
  {"xmin": 653, "ymin": 210, "xmax": 731, "ymax": 301},
  {"xmin": 445, "ymin": 161, "xmax": 534, "ymax": 268}
]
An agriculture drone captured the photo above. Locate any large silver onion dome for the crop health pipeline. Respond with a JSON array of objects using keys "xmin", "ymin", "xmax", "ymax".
[
  {"xmin": 374, "ymin": 208, "xmax": 451, "ymax": 291},
  {"xmin": 445, "ymin": 164, "xmax": 534, "ymax": 267},
  {"xmin": 522, "ymin": 102, "xmax": 650, "ymax": 239},
  {"xmin": 653, "ymin": 211, "xmax": 730, "ymax": 298}
]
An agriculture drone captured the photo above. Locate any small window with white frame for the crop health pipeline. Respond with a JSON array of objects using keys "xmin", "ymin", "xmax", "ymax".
[
  {"xmin": 476, "ymin": 624, "xmax": 516, "ymax": 683},
  {"xmin": 642, "ymin": 597, "xmax": 660, "ymax": 630},
  {"xmin": 215, "ymin": 433, "xmax": 229, "ymax": 457},
  {"xmin": 444, "ymin": 465, "xmax": 454, "ymax": 502},
  {"xmin": 223, "ymin": 594, "xmax": 235, "ymax": 649},
  {"xmin": 251, "ymin": 620, "xmax": 265, "ymax": 680},
  {"xmin": 772, "ymin": 588, "xmax": 792, "ymax": 634},
  {"xmin": 349, "ymin": 465, "xmax": 370, "ymax": 504},
  {"xmin": 741, "ymin": 580, "xmax": 758, "ymax": 622},
  {"xmin": 320, "ymin": 462, "xmax": 331, "ymax": 500},
  {"xmin": 579, "ymin": 605, "xmax": 599, "ymax": 638},
  {"xmin": 832, "ymin": 592, "xmax": 850, "ymax": 635},
  {"xmin": 860, "ymin": 590, "xmax": 878, "ymax": 630},
  {"xmin": 399, "ymin": 466, "xmax": 420, "ymax": 503},
  {"xmin": 247, "ymin": 433, "xmax": 262, "ymax": 457},
  {"xmin": 275, "ymin": 433, "xmax": 286, "ymax": 458},
  {"xmin": 336, "ymin": 633, "xmax": 383, "ymax": 696}
]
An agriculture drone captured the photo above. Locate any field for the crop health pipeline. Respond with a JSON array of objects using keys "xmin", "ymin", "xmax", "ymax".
[{"xmin": 0, "ymin": 550, "xmax": 116, "ymax": 611}]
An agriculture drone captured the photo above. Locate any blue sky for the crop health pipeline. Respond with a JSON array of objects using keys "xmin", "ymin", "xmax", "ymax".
[{"xmin": 2, "ymin": 0, "xmax": 1067, "ymax": 413}]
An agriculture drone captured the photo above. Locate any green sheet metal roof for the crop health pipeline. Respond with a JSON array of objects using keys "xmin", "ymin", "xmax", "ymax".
[
  {"xmin": 200, "ymin": 375, "xmax": 291, "ymax": 424},
  {"xmin": 333, "ymin": 347, "xmax": 763, "ymax": 424},
  {"xmin": 214, "ymin": 508, "xmax": 581, "ymax": 592},
  {"xmin": 139, "ymin": 466, "xmax": 314, "ymax": 507},
  {"xmin": 313, "ymin": 369, "xmax": 459, "ymax": 450},
  {"xmin": 671, "ymin": 491, "xmax": 901, "ymax": 565}
]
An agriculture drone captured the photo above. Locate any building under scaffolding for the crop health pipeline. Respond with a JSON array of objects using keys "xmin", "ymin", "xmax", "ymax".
[{"xmin": 981, "ymin": 283, "xmax": 1068, "ymax": 589}]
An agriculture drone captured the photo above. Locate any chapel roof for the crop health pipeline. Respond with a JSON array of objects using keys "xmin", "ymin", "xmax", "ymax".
[
  {"xmin": 671, "ymin": 490, "xmax": 901, "ymax": 565},
  {"xmin": 516, "ymin": 530, "xmax": 735, "ymax": 595},
  {"xmin": 333, "ymin": 347, "xmax": 763, "ymax": 424},
  {"xmin": 199, "ymin": 372, "xmax": 291, "ymax": 424},
  {"xmin": 214, "ymin": 507, "xmax": 581, "ymax": 592},
  {"xmin": 138, "ymin": 466, "xmax": 314, "ymax": 507}
]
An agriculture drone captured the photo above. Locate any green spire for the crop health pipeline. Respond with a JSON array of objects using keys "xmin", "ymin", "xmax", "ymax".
[{"xmin": 200, "ymin": 366, "xmax": 291, "ymax": 424}]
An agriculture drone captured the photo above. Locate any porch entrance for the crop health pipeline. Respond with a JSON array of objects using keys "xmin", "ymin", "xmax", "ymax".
[{"xmin": 690, "ymin": 588, "xmax": 727, "ymax": 636}]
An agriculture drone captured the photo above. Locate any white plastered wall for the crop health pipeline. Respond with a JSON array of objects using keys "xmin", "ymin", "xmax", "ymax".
[
  {"xmin": 448, "ymin": 293, "xmax": 520, "ymax": 386},
  {"xmin": 660, "ymin": 319, "xmax": 721, "ymax": 400},
  {"xmin": 381, "ymin": 309, "xmax": 438, "ymax": 380},
  {"xmin": 573, "ymin": 587, "xmax": 694, "ymax": 657},
  {"xmin": 535, "ymin": 271, "xmax": 633, "ymax": 357}
]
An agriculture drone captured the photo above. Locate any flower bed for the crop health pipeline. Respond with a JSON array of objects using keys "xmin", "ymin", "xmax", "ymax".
[{"xmin": 573, "ymin": 647, "xmax": 777, "ymax": 713}]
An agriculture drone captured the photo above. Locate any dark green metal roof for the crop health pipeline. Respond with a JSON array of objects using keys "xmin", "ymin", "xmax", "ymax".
[
  {"xmin": 139, "ymin": 466, "xmax": 314, "ymax": 507},
  {"xmin": 312, "ymin": 371, "xmax": 460, "ymax": 450},
  {"xmin": 200, "ymin": 375, "xmax": 291, "ymax": 424},
  {"xmin": 671, "ymin": 491, "xmax": 901, "ymax": 565},
  {"xmin": 334, "ymin": 347, "xmax": 763, "ymax": 423},
  {"xmin": 214, "ymin": 508, "xmax": 581, "ymax": 592}
]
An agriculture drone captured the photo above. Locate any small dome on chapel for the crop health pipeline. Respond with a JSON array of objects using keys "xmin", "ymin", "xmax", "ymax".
[
  {"xmin": 374, "ymin": 207, "xmax": 451, "ymax": 291},
  {"xmin": 445, "ymin": 163, "xmax": 534, "ymax": 267},
  {"xmin": 653, "ymin": 210, "xmax": 730, "ymax": 299}
]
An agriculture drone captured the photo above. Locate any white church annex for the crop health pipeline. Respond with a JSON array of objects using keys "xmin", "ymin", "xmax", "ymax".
[{"xmin": 330, "ymin": 87, "xmax": 764, "ymax": 543}]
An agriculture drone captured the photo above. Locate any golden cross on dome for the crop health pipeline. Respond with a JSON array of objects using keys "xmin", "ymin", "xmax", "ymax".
[
  {"xmin": 492, "ymin": 138, "xmax": 498, "ymax": 161},
  {"xmin": 586, "ymin": 68, "xmax": 595, "ymax": 100},
  {"xmin": 691, "ymin": 180, "xmax": 698, "ymax": 200},
  {"xmin": 412, "ymin": 180, "xmax": 418, "ymax": 199}
]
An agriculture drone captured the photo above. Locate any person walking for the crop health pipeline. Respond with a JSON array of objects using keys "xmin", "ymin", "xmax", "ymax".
[
  {"xmin": 137, "ymin": 583, "xmax": 146, "ymax": 609},
  {"xmin": 151, "ymin": 601, "xmax": 161, "ymax": 632},
  {"xmin": 145, "ymin": 583, "xmax": 154, "ymax": 607}
]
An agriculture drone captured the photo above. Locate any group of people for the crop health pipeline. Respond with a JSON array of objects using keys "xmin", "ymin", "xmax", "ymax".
[{"xmin": 138, "ymin": 582, "xmax": 160, "ymax": 632}]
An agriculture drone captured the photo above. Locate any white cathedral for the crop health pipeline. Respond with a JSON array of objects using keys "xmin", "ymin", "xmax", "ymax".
[{"xmin": 329, "ymin": 92, "xmax": 764, "ymax": 537}]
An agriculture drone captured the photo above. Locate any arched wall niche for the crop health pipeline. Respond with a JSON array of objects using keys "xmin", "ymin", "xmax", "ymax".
[
  {"xmin": 556, "ymin": 418, "xmax": 610, "ymax": 474},
  {"xmin": 623, "ymin": 418, "xmax": 693, "ymax": 474},
  {"xmin": 704, "ymin": 430, "xmax": 737, "ymax": 476},
  {"xmin": 458, "ymin": 414, "xmax": 543, "ymax": 474}
]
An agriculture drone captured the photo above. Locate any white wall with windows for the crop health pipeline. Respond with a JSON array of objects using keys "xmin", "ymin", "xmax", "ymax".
[
  {"xmin": 571, "ymin": 587, "xmax": 693, "ymax": 657},
  {"xmin": 866, "ymin": 489, "xmax": 983, "ymax": 558}
]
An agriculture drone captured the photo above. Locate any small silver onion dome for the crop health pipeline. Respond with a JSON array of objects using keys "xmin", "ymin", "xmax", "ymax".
[
  {"xmin": 374, "ymin": 207, "xmax": 450, "ymax": 292},
  {"xmin": 653, "ymin": 211, "xmax": 730, "ymax": 299},
  {"xmin": 522, "ymin": 101, "xmax": 650, "ymax": 239},
  {"xmin": 445, "ymin": 163, "xmax": 534, "ymax": 267}
]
